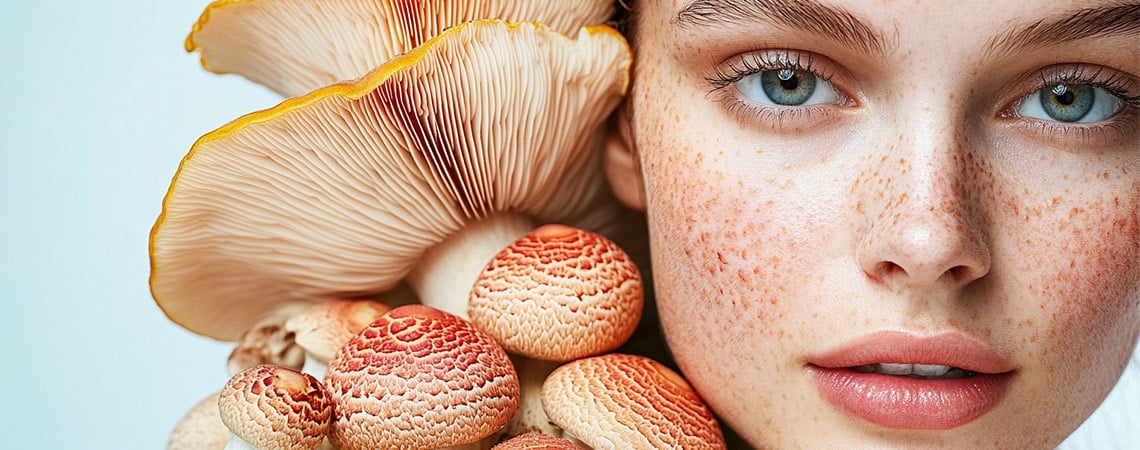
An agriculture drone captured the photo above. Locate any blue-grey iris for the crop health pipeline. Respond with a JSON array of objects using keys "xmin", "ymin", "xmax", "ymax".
[
  {"xmin": 1039, "ymin": 84, "xmax": 1095, "ymax": 123},
  {"xmin": 760, "ymin": 69, "xmax": 817, "ymax": 106}
]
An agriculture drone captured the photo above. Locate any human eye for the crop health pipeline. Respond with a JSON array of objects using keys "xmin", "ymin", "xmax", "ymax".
[
  {"xmin": 1003, "ymin": 65, "xmax": 1140, "ymax": 141},
  {"xmin": 707, "ymin": 50, "xmax": 854, "ymax": 125}
]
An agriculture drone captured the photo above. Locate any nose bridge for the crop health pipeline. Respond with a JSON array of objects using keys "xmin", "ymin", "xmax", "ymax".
[{"xmin": 854, "ymin": 109, "xmax": 990, "ymax": 289}]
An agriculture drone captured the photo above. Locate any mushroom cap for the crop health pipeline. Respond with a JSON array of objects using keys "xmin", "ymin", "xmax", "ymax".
[
  {"xmin": 491, "ymin": 433, "xmax": 580, "ymax": 450},
  {"xmin": 168, "ymin": 392, "xmax": 230, "ymax": 450},
  {"xmin": 541, "ymin": 354, "xmax": 727, "ymax": 450},
  {"xmin": 218, "ymin": 365, "xmax": 332, "ymax": 450},
  {"xmin": 325, "ymin": 304, "xmax": 519, "ymax": 450},
  {"xmin": 469, "ymin": 224, "xmax": 643, "ymax": 362},
  {"xmin": 186, "ymin": 0, "xmax": 615, "ymax": 97},
  {"xmin": 226, "ymin": 319, "xmax": 305, "ymax": 375},
  {"xmin": 284, "ymin": 299, "xmax": 392, "ymax": 363},
  {"xmin": 150, "ymin": 20, "xmax": 632, "ymax": 340}
]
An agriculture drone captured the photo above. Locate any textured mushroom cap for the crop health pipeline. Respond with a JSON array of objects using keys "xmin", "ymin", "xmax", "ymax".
[
  {"xmin": 219, "ymin": 365, "xmax": 332, "ymax": 450},
  {"xmin": 186, "ymin": 0, "xmax": 615, "ymax": 97},
  {"xmin": 227, "ymin": 319, "xmax": 305, "ymax": 375},
  {"xmin": 168, "ymin": 393, "xmax": 229, "ymax": 450},
  {"xmin": 284, "ymin": 299, "xmax": 392, "ymax": 363},
  {"xmin": 492, "ymin": 433, "xmax": 580, "ymax": 450},
  {"xmin": 325, "ymin": 304, "xmax": 519, "ymax": 450},
  {"xmin": 542, "ymin": 354, "xmax": 726, "ymax": 450},
  {"xmin": 151, "ymin": 20, "xmax": 632, "ymax": 340},
  {"xmin": 469, "ymin": 224, "xmax": 642, "ymax": 362}
]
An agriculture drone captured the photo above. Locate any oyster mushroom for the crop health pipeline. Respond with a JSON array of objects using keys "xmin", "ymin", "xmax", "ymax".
[
  {"xmin": 185, "ymin": 0, "xmax": 615, "ymax": 97},
  {"xmin": 218, "ymin": 365, "xmax": 332, "ymax": 450},
  {"xmin": 150, "ymin": 20, "xmax": 632, "ymax": 341},
  {"xmin": 324, "ymin": 304, "xmax": 519, "ymax": 450},
  {"xmin": 542, "ymin": 354, "xmax": 727, "ymax": 449}
]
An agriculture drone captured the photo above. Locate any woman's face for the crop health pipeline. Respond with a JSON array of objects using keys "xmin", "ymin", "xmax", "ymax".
[{"xmin": 605, "ymin": 0, "xmax": 1140, "ymax": 447}]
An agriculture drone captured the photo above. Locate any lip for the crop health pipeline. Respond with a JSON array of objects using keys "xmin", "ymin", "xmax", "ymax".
[{"xmin": 806, "ymin": 331, "xmax": 1016, "ymax": 430}]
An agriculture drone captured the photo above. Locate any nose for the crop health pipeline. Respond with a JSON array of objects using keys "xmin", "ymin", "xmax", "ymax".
[{"xmin": 854, "ymin": 131, "xmax": 991, "ymax": 291}]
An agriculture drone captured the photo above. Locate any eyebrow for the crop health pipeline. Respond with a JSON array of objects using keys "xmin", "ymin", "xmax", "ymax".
[
  {"xmin": 673, "ymin": 0, "xmax": 892, "ymax": 55},
  {"xmin": 985, "ymin": 3, "xmax": 1140, "ymax": 57}
]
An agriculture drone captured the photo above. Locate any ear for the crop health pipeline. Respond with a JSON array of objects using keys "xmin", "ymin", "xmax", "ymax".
[{"xmin": 604, "ymin": 106, "xmax": 646, "ymax": 211}]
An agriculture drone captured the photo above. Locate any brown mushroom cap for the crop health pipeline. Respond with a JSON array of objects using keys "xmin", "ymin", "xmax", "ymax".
[
  {"xmin": 218, "ymin": 365, "xmax": 332, "ymax": 450},
  {"xmin": 492, "ymin": 433, "xmax": 581, "ymax": 450},
  {"xmin": 283, "ymin": 299, "xmax": 392, "ymax": 364},
  {"xmin": 469, "ymin": 224, "xmax": 643, "ymax": 362},
  {"xmin": 151, "ymin": 20, "xmax": 631, "ymax": 340},
  {"xmin": 542, "ymin": 354, "xmax": 727, "ymax": 449},
  {"xmin": 168, "ymin": 392, "xmax": 230, "ymax": 450},
  {"xmin": 325, "ymin": 304, "xmax": 519, "ymax": 450},
  {"xmin": 186, "ymin": 0, "xmax": 615, "ymax": 97},
  {"xmin": 226, "ymin": 319, "xmax": 305, "ymax": 375}
]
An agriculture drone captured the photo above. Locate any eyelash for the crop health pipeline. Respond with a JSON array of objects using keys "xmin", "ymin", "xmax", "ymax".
[
  {"xmin": 705, "ymin": 50, "xmax": 849, "ymax": 126},
  {"xmin": 705, "ymin": 53, "xmax": 1140, "ymax": 142}
]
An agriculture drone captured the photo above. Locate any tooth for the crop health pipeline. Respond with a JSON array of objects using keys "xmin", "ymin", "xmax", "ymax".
[
  {"xmin": 912, "ymin": 364, "xmax": 952, "ymax": 377},
  {"xmin": 876, "ymin": 363, "xmax": 914, "ymax": 375}
]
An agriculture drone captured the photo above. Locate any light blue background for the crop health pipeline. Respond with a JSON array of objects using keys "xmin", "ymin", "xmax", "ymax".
[{"xmin": 0, "ymin": 2, "xmax": 1135, "ymax": 449}]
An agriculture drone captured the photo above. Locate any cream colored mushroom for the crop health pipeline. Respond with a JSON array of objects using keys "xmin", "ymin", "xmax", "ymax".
[
  {"xmin": 492, "ymin": 432, "xmax": 580, "ymax": 450},
  {"xmin": 283, "ymin": 298, "xmax": 392, "ymax": 379},
  {"xmin": 169, "ymin": 392, "xmax": 230, "ymax": 450},
  {"xmin": 185, "ymin": 0, "xmax": 614, "ymax": 97},
  {"xmin": 542, "ymin": 354, "xmax": 727, "ymax": 450},
  {"xmin": 226, "ymin": 319, "xmax": 305, "ymax": 376},
  {"xmin": 150, "ymin": 20, "xmax": 632, "ymax": 341},
  {"xmin": 218, "ymin": 365, "xmax": 332, "ymax": 450},
  {"xmin": 469, "ymin": 224, "xmax": 643, "ymax": 362},
  {"xmin": 324, "ymin": 304, "xmax": 519, "ymax": 450}
]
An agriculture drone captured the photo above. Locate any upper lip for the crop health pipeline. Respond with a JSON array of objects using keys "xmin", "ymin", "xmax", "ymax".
[{"xmin": 808, "ymin": 331, "xmax": 1016, "ymax": 374}]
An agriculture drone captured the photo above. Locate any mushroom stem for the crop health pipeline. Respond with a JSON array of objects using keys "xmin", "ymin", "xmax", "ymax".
[
  {"xmin": 223, "ymin": 434, "xmax": 257, "ymax": 450},
  {"xmin": 301, "ymin": 353, "xmax": 328, "ymax": 381},
  {"xmin": 406, "ymin": 212, "xmax": 534, "ymax": 319}
]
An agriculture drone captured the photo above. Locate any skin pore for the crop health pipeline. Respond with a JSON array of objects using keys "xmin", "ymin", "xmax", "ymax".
[{"xmin": 605, "ymin": 0, "xmax": 1139, "ymax": 448}]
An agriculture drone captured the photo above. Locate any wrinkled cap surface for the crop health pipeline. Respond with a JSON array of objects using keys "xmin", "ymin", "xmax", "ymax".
[
  {"xmin": 150, "ymin": 20, "xmax": 632, "ymax": 340},
  {"xmin": 218, "ymin": 365, "xmax": 332, "ymax": 450},
  {"xmin": 492, "ymin": 432, "xmax": 580, "ymax": 450},
  {"xmin": 469, "ymin": 224, "xmax": 643, "ymax": 362},
  {"xmin": 168, "ymin": 392, "xmax": 229, "ymax": 450},
  {"xmin": 284, "ymin": 299, "xmax": 392, "ymax": 363},
  {"xmin": 186, "ymin": 0, "xmax": 615, "ymax": 96},
  {"xmin": 325, "ymin": 304, "xmax": 519, "ymax": 450},
  {"xmin": 542, "ymin": 354, "xmax": 727, "ymax": 449}
]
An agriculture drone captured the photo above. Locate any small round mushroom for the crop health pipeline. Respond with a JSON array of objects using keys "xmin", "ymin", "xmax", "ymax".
[
  {"xmin": 169, "ymin": 392, "xmax": 230, "ymax": 450},
  {"xmin": 185, "ymin": 0, "xmax": 615, "ymax": 96},
  {"xmin": 542, "ymin": 354, "xmax": 727, "ymax": 450},
  {"xmin": 492, "ymin": 433, "xmax": 581, "ymax": 450},
  {"xmin": 325, "ymin": 304, "xmax": 520, "ymax": 450},
  {"xmin": 283, "ymin": 298, "xmax": 392, "ymax": 378},
  {"xmin": 468, "ymin": 224, "xmax": 643, "ymax": 362},
  {"xmin": 151, "ymin": 20, "xmax": 632, "ymax": 341},
  {"xmin": 226, "ymin": 319, "xmax": 305, "ymax": 376},
  {"xmin": 218, "ymin": 365, "xmax": 332, "ymax": 450}
]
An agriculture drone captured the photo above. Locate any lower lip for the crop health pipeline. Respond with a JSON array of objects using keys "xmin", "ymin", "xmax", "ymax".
[{"xmin": 807, "ymin": 366, "xmax": 1013, "ymax": 430}]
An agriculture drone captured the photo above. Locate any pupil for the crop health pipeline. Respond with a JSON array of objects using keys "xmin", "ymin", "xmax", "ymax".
[
  {"xmin": 1055, "ymin": 91, "xmax": 1075, "ymax": 106},
  {"xmin": 779, "ymin": 75, "xmax": 800, "ymax": 91}
]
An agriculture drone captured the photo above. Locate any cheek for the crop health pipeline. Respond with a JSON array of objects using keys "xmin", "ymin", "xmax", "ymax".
[{"xmin": 1004, "ymin": 182, "xmax": 1140, "ymax": 414}]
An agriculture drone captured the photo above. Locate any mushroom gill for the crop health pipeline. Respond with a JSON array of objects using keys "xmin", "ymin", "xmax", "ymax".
[
  {"xmin": 186, "ymin": 0, "xmax": 615, "ymax": 96},
  {"xmin": 150, "ymin": 20, "xmax": 632, "ymax": 340}
]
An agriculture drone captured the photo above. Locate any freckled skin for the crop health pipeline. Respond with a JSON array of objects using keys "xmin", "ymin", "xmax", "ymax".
[{"xmin": 607, "ymin": 0, "xmax": 1139, "ymax": 448}]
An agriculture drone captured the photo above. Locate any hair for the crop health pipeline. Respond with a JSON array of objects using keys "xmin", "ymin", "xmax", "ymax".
[{"xmin": 611, "ymin": 0, "xmax": 637, "ymax": 40}]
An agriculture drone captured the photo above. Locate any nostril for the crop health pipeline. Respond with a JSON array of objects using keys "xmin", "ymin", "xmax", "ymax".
[{"xmin": 870, "ymin": 261, "xmax": 908, "ymax": 281}]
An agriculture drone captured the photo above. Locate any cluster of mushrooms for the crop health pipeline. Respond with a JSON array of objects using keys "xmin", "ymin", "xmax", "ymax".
[{"xmin": 157, "ymin": 1, "xmax": 727, "ymax": 449}]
